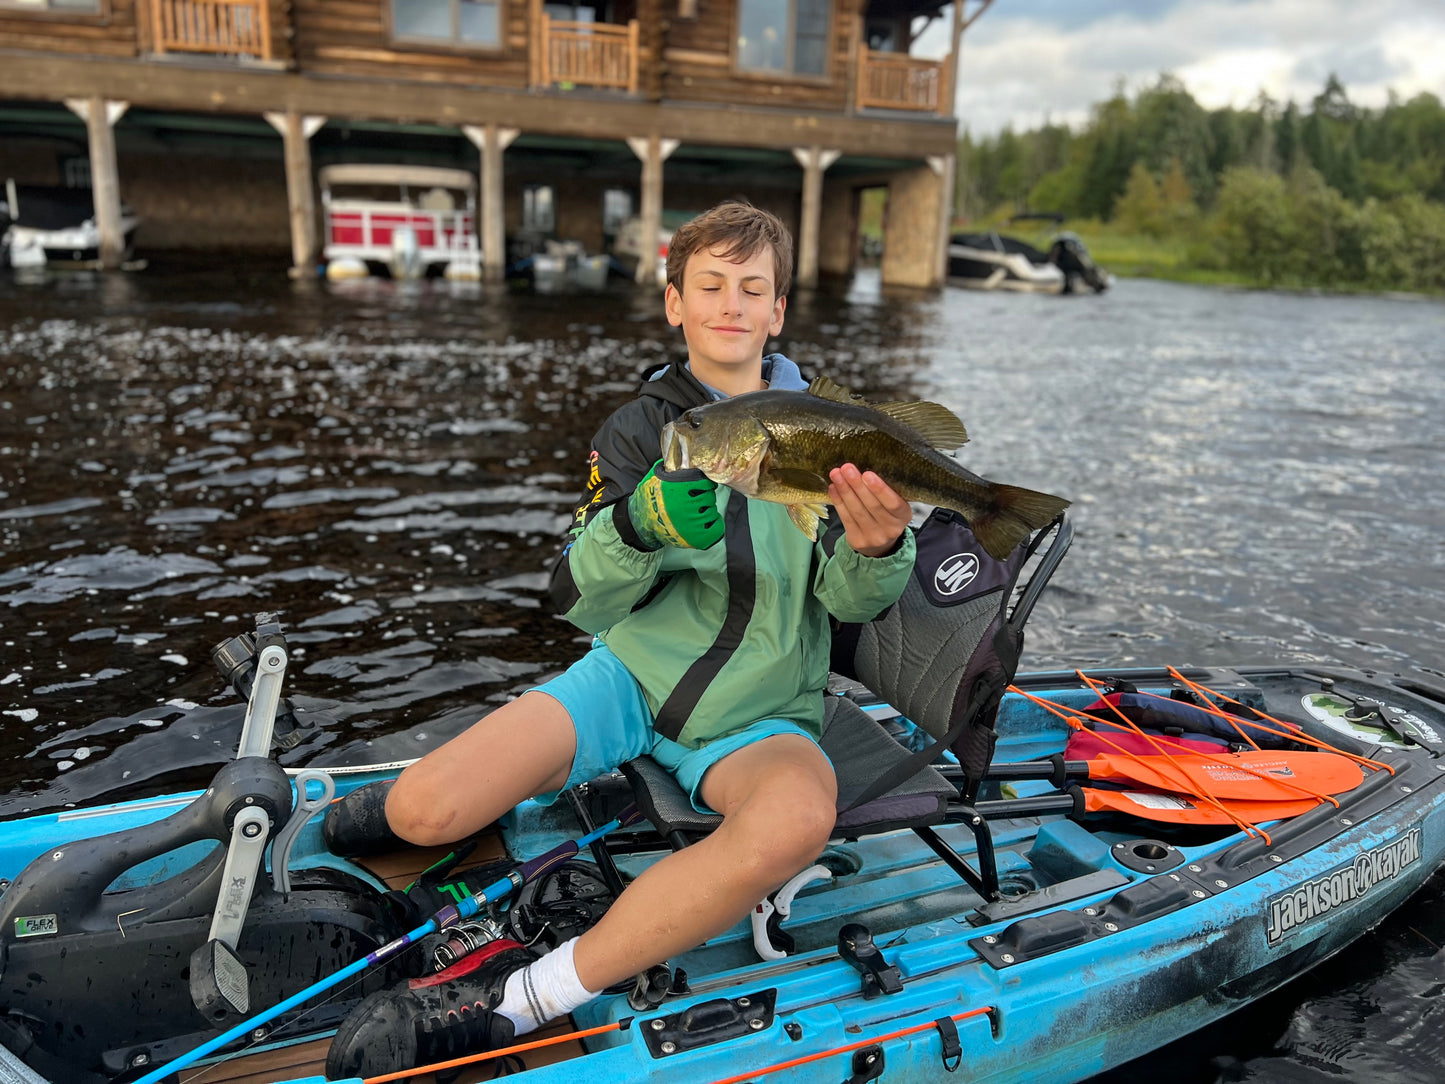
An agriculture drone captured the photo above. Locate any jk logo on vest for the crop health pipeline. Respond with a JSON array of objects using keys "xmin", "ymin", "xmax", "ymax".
[{"xmin": 935, "ymin": 553, "xmax": 980, "ymax": 595}]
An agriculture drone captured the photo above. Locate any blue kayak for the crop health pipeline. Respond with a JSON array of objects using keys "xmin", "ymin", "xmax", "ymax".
[{"xmin": 0, "ymin": 614, "xmax": 1442, "ymax": 1084}]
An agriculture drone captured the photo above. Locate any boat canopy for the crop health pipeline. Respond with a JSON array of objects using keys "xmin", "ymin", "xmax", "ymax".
[{"xmin": 319, "ymin": 164, "xmax": 477, "ymax": 192}]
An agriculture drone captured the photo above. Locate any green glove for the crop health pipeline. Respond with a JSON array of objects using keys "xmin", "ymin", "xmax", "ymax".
[{"xmin": 628, "ymin": 461, "xmax": 723, "ymax": 550}]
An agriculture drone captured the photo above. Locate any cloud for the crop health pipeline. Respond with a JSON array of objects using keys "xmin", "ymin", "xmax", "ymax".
[{"xmin": 913, "ymin": 0, "xmax": 1445, "ymax": 136}]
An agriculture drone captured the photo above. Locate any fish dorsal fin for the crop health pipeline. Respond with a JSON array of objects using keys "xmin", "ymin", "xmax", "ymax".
[
  {"xmin": 806, "ymin": 375, "xmax": 870, "ymax": 405},
  {"xmin": 806, "ymin": 375, "xmax": 967, "ymax": 451},
  {"xmin": 870, "ymin": 400, "xmax": 969, "ymax": 450}
]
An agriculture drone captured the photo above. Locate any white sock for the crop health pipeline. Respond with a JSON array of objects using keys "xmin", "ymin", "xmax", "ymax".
[{"xmin": 496, "ymin": 937, "xmax": 598, "ymax": 1036}]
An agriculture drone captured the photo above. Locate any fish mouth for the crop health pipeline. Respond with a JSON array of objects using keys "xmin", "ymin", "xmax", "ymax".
[{"xmin": 660, "ymin": 422, "xmax": 688, "ymax": 470}]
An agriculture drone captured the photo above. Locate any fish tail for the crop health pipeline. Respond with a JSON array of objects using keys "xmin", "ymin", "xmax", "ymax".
[{"xmin": 967, "ymin": 484, "xmax": 1071, "ymax": 560}]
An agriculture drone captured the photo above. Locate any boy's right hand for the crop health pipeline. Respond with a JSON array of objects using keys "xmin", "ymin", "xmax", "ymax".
[{"xmin": 628, "ymin": 461, "xmax": 723, "ymax": 550}]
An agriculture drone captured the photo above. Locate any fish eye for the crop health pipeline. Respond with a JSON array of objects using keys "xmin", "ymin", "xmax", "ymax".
[{"xmin": 687, "ymin": 414, "xmax": 701, "ymax": 429}]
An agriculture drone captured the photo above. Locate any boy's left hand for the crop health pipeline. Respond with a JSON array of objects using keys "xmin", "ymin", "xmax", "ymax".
[{"xmin": 828, "ymin": 464, "xmax": 912, "ymax": 557}]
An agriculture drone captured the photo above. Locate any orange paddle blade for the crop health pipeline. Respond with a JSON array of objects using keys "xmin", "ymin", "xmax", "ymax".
[
  {"xmin": 1082, "ymin": 788, "xmax": 1323, "ymax": 825},
  {"xmin": 1084, "ymin": 750, "xmax": 1363, "ymax": 801}
]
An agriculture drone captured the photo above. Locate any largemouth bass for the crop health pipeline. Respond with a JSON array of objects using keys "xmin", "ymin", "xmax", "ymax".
[{"xmin": 660, "ymin": 376, "xmax": 1069, "ymax": 559}]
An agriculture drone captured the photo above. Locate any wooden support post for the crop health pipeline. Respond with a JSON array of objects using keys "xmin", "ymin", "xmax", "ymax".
[
  {"xmin": 263, "ymin": 111, "xmax": 326, "ymax": 277},
  {"xmin": 881, "ymin": 162, "xmax": 947, "ymax": 289},
  {"xmin": 63, "ymin": 97, "xmax": 128, "ymax": 270},
  {"xmin": 626, "ymin": 135, "xmax": 679, "ymax": 286},
  {"xmin": 930, "ymin": 153, "xmax": 955, "ymax": 285},
  {"xmin": 791, "ymin": 146, "xmax": 840, "ymax": 289},
  {"xmin": 463, "ymin": 123, "xmax": 520, "ymax": 282}
]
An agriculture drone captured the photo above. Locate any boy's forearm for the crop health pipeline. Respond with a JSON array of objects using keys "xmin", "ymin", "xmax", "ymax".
[
  {"xmin": 814, "ymin": 531, "xmax": 916, "ymax": 622},
  {"xmin": 550, "ymin": 498, "xmax": 666, "ymax": 630}
]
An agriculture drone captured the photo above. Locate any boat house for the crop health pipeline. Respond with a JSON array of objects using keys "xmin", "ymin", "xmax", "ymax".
[{"xmin": 0, "ymin": 1, "xmax": 985, "ymax": 286}]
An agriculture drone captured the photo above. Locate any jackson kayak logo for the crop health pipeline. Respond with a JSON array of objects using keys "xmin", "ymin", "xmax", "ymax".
[
  {"xmin": 1265, "ymin": 827, "xmax": 1422, "ymax": 946},
  {"xmin": 934, "ymin": 552, "xmax": 980, "ymax": 595}
]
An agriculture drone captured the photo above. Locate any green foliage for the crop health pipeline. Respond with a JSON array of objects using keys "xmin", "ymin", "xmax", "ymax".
[
  {"xmin": 1115, "ymin": 161, "xmax": 1167, "ymax": 237},
  {"xmin": 955, "ymin": 72, "xmax": 1445, "ymax": 292}
]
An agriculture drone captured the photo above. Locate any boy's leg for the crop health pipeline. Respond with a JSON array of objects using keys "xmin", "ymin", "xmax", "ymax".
[
  {"xmin": 384, "ymin": 690, "xmax": 578, "ymax": 847},
  {"xmin": 571, "ymin": 732, "xmax": 836, "ymax": 993}
]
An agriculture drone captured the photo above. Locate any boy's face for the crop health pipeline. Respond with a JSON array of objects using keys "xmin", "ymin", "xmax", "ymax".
[{"xmin": 665, "ymin": 244, "xmax": 786, "ymax": 380}]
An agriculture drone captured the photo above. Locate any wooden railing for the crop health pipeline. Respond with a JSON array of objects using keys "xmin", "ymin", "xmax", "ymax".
[
  {"xmin": 537, "ymin": 16, "xmax": 639, "ymax": 93},
  {"xmin": 856, "ymin": 46, "xmax": 950, "ymax": 114},
  {"xmin": 151, "ymin": 0, "xmax": 273, "ymax": 60}
]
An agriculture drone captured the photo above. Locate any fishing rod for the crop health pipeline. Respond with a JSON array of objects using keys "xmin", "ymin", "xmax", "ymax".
[{"xmin": 131, "ymin": 803, "xmax": 644, "ymax": 1084}]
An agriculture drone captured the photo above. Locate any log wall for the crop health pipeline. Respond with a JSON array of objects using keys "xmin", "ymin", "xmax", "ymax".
[
  {"xmin": 291, "ymin": 0, "xmax": 530, "ymax": 87},
  {"xmin": 0, "ymin": 0, "xmax": 139, "ymax": 58},
  {"xmin": 661, "ymin": 0, "xmax": 862, "ymax": 111}
]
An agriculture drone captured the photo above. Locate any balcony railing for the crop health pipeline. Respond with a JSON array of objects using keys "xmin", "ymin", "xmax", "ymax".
[
  {"xmin": 856, "ymin": 46, "xmax": 950, "ymax": 114},
  {"xmin": 150, "ymin": 0, "xmax": 273, "ymax": 61},
  {"xmin": 536, "ymin": 16, "xmax": 639, "ymax": 94}
]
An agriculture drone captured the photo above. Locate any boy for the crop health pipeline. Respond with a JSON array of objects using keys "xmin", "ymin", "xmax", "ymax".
[{"xmin": 327, "ymin": 201, "xmax": 916, "ymax": 1076}]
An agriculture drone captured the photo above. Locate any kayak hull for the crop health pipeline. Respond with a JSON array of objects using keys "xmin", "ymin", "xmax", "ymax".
[{"xmin": 0, "ymin": 664, "xmax": 1440, "ymax": 1084}]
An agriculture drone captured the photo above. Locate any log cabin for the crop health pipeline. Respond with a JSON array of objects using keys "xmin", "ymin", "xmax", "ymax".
[{"xmin": 0, "ymin": 1, "xmax": 989, "ymax": 286}]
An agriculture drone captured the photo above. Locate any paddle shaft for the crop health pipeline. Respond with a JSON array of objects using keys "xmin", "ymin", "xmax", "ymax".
[
  {"xmin": 132, "ymin": 805, "xmax": 639, "ymax": 1084},
  {"xmin": 975, "ymin": 786, "xmax": 1321, "ymax": 825}
]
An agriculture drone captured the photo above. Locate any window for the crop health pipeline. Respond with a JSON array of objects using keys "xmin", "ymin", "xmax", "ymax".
[
  {"xmin": 1, "ymin": 0, "xmax": 103, "ymax": 11},
  {"xmin": 62, "ymin": 156, "xmax": 92, "ymax": 189},
  {"xmin": 393, "ymin": 0, "xmax": 500, "ymax": 47},
  {"xmin": 523, "ymin": 185, "xmax": 555, "ymax": 233},
  {"xmin": 543, "ymin": 3, "xmax": 594, "ymax": 22},
  {"xmin": 602, "ymin": 189, "xmax": 632, "ymax": 235},
  {"xmin": 737, "ymin": 0, "xmax": 830, "ymax": 77}
]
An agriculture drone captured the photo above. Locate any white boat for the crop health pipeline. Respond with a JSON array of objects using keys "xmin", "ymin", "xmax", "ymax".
[
  {"xmin": 947, "ymin": 231, "xmax": 1067, "ymax": 293},
  {"xmin": 610, "ymin": 214, "xmax": 674, "ymax": 285},
  {"xmin": 528, "ymin": 239, "xmax": 614, "ymax": 292},
  {"xmin": 1, "ymin": 180, "xmax": 140, "ymax": 269},
  {"xmin": 948, "ymin": 218, "xmax": 1110, "ymax": 295},
  {"xmin": 319, "ymin": 164, "xmax": 482, "ymax": 281}
]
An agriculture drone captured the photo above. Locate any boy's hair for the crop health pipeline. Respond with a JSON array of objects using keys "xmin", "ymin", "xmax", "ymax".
[{"xmin": 666, "ymin": 200, "xmax": 794, "ymax": 299}]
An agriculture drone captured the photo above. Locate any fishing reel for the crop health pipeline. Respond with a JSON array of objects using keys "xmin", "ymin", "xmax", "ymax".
[{"xmin": 409, "ymin": 860, "xmax": 617, "ymax": 975}]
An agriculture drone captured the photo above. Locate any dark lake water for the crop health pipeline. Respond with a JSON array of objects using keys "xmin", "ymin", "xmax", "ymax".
[{"xmin": 1, "ymin": 258, "xmax": 1442, "ymax": 1080}]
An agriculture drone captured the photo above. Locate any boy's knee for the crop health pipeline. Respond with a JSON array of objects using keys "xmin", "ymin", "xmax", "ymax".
[
  {"xmin": 726, "ymin": 788, "xmax": 835, "ymax": 884},
  {"xmin": 385, "ymin": 773, "xmax": 464, "ymax": 847}
]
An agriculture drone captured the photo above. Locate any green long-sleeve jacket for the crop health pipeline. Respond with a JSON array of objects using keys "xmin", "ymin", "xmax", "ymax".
[{"xmin": 549, "ymin": 360, "xmax": 915, "ymax": 748}]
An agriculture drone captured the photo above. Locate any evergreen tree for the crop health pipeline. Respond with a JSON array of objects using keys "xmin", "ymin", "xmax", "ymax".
[
  {"xmin": 1135, "ymin": 74, "xmax": 1215, "ymax": 201},
  {"xmin": 1301, "ymin": 110, "xmax": 1332, "ymax": 179},
  {"xmin": 1207, "ymin": 108, "xmax": 1244, "ymax": 184},
  {"xmin": 1275, "ymin": 103, "xmax": 1300, "ymax": 175}
]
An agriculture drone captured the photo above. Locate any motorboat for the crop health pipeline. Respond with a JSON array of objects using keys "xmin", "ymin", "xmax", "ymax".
[
  {"xmin": 516, "ymin": 239, "xmax": 617, "ymax": 292},
  {"xmin": 1, "ymin": 513, "xmax": 1441, "ymax": 1084},
  {"xmin": 320, "ymin": 164, "xmax": 482, "ymax": 281},
  {"xmin": 1, "ymin": 180, "xmax": 141, "ymax": 269},
  {"xmin": 948, "ymin": 216, "xmax": 1110, "ymax": 294}
]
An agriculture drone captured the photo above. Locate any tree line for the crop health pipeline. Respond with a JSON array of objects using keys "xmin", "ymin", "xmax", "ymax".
[{"xmin": 957, "ymin": 75, "xmax": 1445, "ymax": 291}]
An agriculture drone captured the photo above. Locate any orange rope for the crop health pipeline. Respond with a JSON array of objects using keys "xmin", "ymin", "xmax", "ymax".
[
  {"xmin": 362, "ymin": 1020, "xmax": 626, "ymax": 1083},
  {"xmin": 707, "ymin": 1006, "xmax": 994, "ymax": 1084},
  {"xmin": 1165, "ymin": 667, "xmax": 1395, "ymax": 775},
  {"xmin": 1072, "ymin": 672, "xmax": 1274, "ymax": 840},
  {"xmin": 1006, "ymin": 680, "xmax": 1271, "ymax": 842},
  {"xmin": 1071, "ymin": 671, "xmax": 1351, "ymax": 807}
]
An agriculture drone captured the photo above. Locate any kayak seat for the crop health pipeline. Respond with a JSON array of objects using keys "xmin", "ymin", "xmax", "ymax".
[
  {"xmin": 620, "ymin": 695, "xmax": 955, "ymax": 846},
  {"xmin": 621, "ymin": 510, "xmax": 1073, "ymax": 900}
]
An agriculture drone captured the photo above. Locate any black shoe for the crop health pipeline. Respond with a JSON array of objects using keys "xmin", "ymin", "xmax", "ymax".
[
  {"xmin": 326, "ymin": 939, "xmax": 536, "ymax": 1079},
  {"xmin": 323, "ymin": 780, "xmax": 403, "ymax": 857}
]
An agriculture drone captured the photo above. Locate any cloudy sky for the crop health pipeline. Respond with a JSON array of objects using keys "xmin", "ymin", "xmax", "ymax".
[{"xmin": 915, "ymin": 0, "xmax": 1445, "ymax": 136}]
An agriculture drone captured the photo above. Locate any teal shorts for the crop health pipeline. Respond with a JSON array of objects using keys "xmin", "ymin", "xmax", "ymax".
[{"xmin": 529, "ymin": 642, "xmax": 826, "ymax": 815}]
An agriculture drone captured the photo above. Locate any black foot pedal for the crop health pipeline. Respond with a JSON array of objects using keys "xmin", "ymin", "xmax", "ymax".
[{"xmin": 838, "ymin": 923, "xmax": 902, "ymax": 999}]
